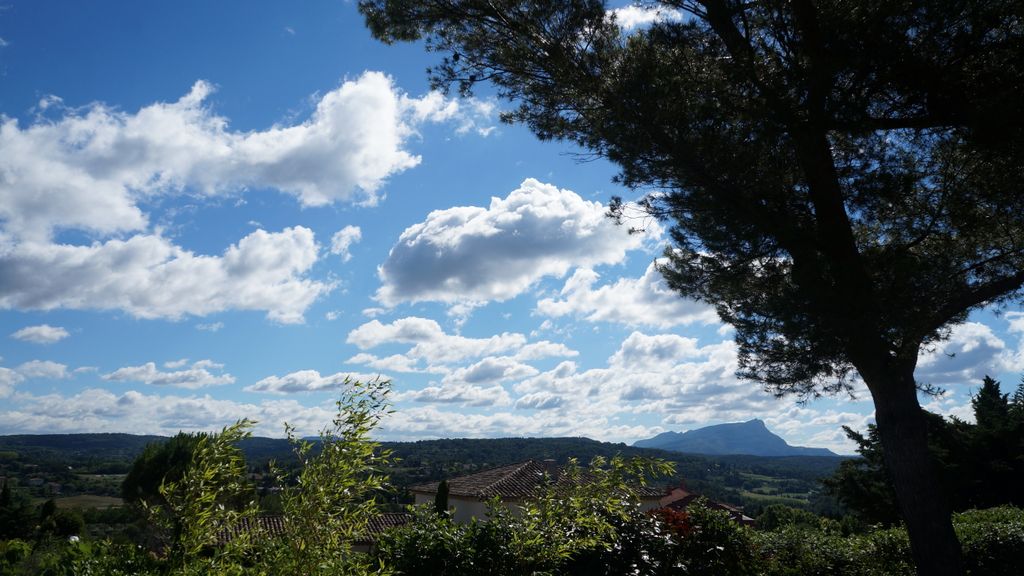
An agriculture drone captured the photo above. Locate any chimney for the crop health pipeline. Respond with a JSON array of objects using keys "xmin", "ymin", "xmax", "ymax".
[{"xmin": 541, "ymin": 458, "xmax": 559, "ymax": 480}]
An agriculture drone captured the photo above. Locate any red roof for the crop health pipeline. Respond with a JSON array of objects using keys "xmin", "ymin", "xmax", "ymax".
[{"xmin": 659, "ymin": 486, "xmax": 756, "ymax": 526}]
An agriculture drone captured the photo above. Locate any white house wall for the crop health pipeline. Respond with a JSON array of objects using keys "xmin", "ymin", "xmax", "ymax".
[{"xmin": 413, "ymin": 493, "xmax": 521, "ymax": 523}]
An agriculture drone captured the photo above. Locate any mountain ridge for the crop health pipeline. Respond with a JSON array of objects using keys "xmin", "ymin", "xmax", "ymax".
[{"xmin": 634, "ymin": 419, "xmax": 838, "ymax": 457}]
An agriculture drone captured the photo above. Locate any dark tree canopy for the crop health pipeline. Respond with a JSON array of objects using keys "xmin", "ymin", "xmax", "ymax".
[
  {"xmin": 358, "ymin": 2, "xmax": 1024, "ymax": 574},
  {"xmin": 972, "ymin": 375, "xmax": 1010, "ymax": 429},
  {"xmin": 0, "ymin": 480, "xmax": 34, "ymax": 541},
  {"xmin": 826, "ymin": 376, "xmax": 1024, "ymax": 523},
  {"xmin": 122, "ymin": 432, "xmax": 205, "ymax": 507},
  {"xmin": 363, "ymin": 0, "xmax": 1024, "ymax": 396},
  {"xmin": 434, "ymin": 479, "xmax": 450, "ymax": 516}
]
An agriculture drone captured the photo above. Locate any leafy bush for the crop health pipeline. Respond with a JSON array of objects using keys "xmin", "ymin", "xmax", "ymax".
[
  {"xmin": 379, "ymin": 495, "xmax": 762, "ymax": 576},
  {"xmin": 147, "ymin": 418, "xmax": 259, "ymax": 573},
  {"xmin": 568, "ymin": 502, "xmax": 761, "ymax": 576},
  {"xmin": 565, "ymin": 506, "xmax": 679, "ymax": 576},
  {"xmin": 672, "ymin": 502, "xmax": 760, "ymax": 576},
  {"xmin": 377, "ymin": 504, "xmax": 525, "ymax": 576},
  {"xmin": 753, "ymin": 524, "xmax": 913, "ymax": 576},
  {"xmin": 0, "ymin": 539, "xmax": 159, "ymax": 576},
  {"xmin": 0, "ymin": 480, "xmax": 35, "ymax": 541},
  {"xmin": 0, "ymin": 539, "xmax": 32, "ymax": 570},
  {"xmin": 116, "ymin": 377, "xmax": 395, "ymax": 575},
  {"xmin": 377, "ymin": 456, "xmax": 676, "ymax": 576},
  {"xmin": 955, "ymin": 506, "xmax": 1024, "ymax": 576},
  {"xmin": 753, "ymin": 506, "xmax": 1024, "ymax": 576},
  {"xmin": 262, "ymin": 377, "xmax": 393, "ymax": 576},
  {"xmin": 757, "ymin": 504, "xmax": 825, "ymax": 531},
  {"xmin": 123, "ymin": 432, "xmax": 205, "ymax": 508},
  {"xmin": 376, "ymin": 505, "xmax": 467, "ymax": 575}
]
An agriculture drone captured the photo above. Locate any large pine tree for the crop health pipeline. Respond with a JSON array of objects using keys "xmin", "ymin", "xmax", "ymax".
[{"xmin": 359, "ymin": 2, "xmax": 1024, "ymax": 574}]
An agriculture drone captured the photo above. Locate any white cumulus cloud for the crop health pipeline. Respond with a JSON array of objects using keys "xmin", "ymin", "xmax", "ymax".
[
  {"xmin": 608, "ymin": 5, "xmax": 684, "ymax": 30},
  {"xmin": 395, "ymin": 383, "xmax": 512, "ymax": 407},
  {"xmin": 442, "ymin": 356, "xmax": 538, "ymax": 385},
  {"xmin": 0, "ymin": 72, "xmax": 474, "ymax": 242},
  {"xmin": 104, "ymin": 359, "xmax": 234, "ymax": 389},
  {"xmin": 345, "ymin": 353, "xmax": 446, "ymax": 374},
  {"xmin": 536, "ymin": 261, "xmax": 719, "ymax": 328},
  {"xmin": 376, "ymin": 178, "xmax": 658, "ymax": 306},
  {"xmin": 609, "ymin": 331, "xmax": 704, "ymax": 370},
  {"xmin": 513, "ymin": 341, "xmax": 579, "ymax": 361},
  {"xmin": 510, "ymin": 333, "xmax": 767, "ymax": 424},
  {"xmin": 0, "ymin": 387, "xmax": 338, "ymax": 437},
  {"xmin": 0, "ymin": 227, "xmax": 329, "ymax": 323},
  {"xmin": 0, "ymin": 73, "xmax": 499, "ymax": 322},
  {"xmin": 916, "ymin": 321, "xmax": 1020, "ymax": 386},
  {"xmin": 245, "ymin": 370, "xmax": 386, "ymax": 395},
  {"xmin": 347, "ymin": 317, "xmax": 526, "ymax": 365},
  {"xmin": 0, "ymin": 367, "xmax": 24, "ymax": 397},
  {"xmin": 16, "ymin": 360, "xmax": 70, "ymax": 380},
  {"xmin": 330, "ymin": 225, "xmax": 362, "ymax": 262},
  {"xmin": 10, "ymin": 324, "xmax": 70, "ymax": 344}
]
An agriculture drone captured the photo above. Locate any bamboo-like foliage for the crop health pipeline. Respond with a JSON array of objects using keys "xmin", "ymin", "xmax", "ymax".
[
  {"xmin": 267, "ymin": 377, "xmax": 393, "ymax": 575},
  {"xmin": 141, "ymin": 378, "xmax": 394, "ymax": 575},
  {"xmin": 150, "ymin": 420, "xmax": 259, "ymax": 574}
]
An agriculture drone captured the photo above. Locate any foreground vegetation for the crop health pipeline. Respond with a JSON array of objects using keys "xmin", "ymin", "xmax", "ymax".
[
  {"xmin": 377, "ymin": 503, "xmax": 1024, "ymax": 576},
  {"xmin": 1, "ymin": 378, "xmax": 1022, "ymax": 575},
  {"xmin": 2, "ymin": 497, "xmax": 1021, "ymax": 575}
]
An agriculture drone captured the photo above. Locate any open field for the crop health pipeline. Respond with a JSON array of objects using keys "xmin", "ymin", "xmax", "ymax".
[{"xmin": 53, "ymin": 495, "xmax": 124, "ymax": 509}]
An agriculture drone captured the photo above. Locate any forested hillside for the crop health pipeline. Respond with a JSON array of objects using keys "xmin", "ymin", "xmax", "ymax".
[{"xmin": 0, "ymin": 433, "xmax": 843, "ymax": 516}]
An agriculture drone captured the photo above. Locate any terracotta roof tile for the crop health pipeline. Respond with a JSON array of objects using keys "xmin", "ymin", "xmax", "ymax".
[
  {"xmin": 411, "ymin": 460, "xmax": 551, "ymax": 499},
  {"xmin": 366, "ymin": 512, "xmax": 413, "ymax": 535},
  {"xmin": 358, "ymin": 512, "xmax": 413, "ymax": 543},
  {"xmin": 215, "ymin": 512, "xmax": 412, "ymax": 546},
  {"xmin": 410, "ymin": 460, "xmax": 667, "ymax": 500},
  {"xmin": 215, "ymin": 516, "xmax": 286, "ymax": 545},
  {"xmin": 660, "ymin": 488, "xmax": 756, "ymax": 526}
]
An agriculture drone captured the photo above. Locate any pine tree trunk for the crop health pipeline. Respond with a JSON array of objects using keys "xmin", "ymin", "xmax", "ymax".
[{"xmin": 866, "ymin": 367, "xmax": 964, "ymax": 576}]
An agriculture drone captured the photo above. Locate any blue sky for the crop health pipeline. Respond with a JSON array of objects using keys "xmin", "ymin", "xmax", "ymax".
[{"xmin": 1, "ymin": 1, "xmax": 1021, "ymax": 453}]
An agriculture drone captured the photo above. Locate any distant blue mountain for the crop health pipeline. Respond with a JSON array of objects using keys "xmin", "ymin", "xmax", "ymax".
[{"xmin": 634, "ymin": 419, "xmax": 838, "ymax": 457}]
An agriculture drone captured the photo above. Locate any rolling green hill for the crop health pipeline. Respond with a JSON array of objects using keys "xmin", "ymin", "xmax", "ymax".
[{"xmin": 0, "ymin": 433, "xmax": 847, "ymax": 515}]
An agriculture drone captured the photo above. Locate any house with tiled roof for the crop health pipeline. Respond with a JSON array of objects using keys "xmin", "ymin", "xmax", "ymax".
[
  {"xmin": 659, "ymin": 485, "xmax": 756, "ymax": 527},
  {"xmin": 410, "ymin": 459, "xmax": 667, "ymax": 524},
  {"xmin": 215, "ymin": 512, "xmax": 412, "ymax": 551}
]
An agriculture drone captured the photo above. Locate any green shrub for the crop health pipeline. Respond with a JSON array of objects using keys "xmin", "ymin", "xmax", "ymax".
[
  {"xmin": 753, "ymin": 523, "xmax": 913, "ymax": 576},
  {"xmin": 955, "ymin": 506, "xmax": 1024, "ymax": 576},
  {"xmin": 263, "ymin": 378, "xmax": 393, "ymax": 576},
  {"xmin": 673, "ymin": 502, "xmax": 760, "ymax": 576},
  {"xmin": 377, "ymin": 456, "xmax": 676, "ymax": 576},
  {"xmin": 753, "ymin": 506, "xmax": 1024, "ymax": 576},
  {"xmin": 564, "ymin": 506, "xmax": 680, "ymax": 576},
  {"xmin": 129, "ymin": 378, "xmax": 395, "ymax": 575},
  {"xmin": 757, "ymin": 504, "xmax": 824, "ymax": 531},
  {"xmin": 566, "ymin": 501, "xmax": 763, "ymax": 576},
  {"xmin": 148, "ymin": 418, "xmax": 259, "ymax": 572},
  {"xmin": 0, "ymin": 539, "xmax": 159, "ymax": 576},
  {"xmin": 0, "ymin": 539, "xmax": 32, "ymax": 569},
  {"xmin": 376, "ymin": 506, "xmax": 469, "ymax": 575}
]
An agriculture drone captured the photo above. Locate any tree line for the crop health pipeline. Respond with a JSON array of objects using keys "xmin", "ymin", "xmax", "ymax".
[{"xmin": 825, "ymin": 376, "xmax": 1024, "ymax": 524}]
